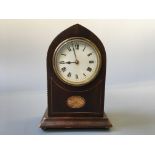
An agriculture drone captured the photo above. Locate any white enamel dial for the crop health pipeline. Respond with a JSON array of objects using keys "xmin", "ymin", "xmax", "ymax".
[{"xmin": 53, "ymin": 38, "xmax": 101, "ymax": 86}]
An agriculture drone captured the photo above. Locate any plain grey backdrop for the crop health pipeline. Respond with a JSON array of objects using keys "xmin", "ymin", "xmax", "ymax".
[{"xmin": 0, "ymin": 20, "xmax": 155, "ymax": 134}]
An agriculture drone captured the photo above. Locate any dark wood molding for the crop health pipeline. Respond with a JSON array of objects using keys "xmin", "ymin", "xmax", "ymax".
[{"xmin": 40, "ymin": 110, "xmax": 112, "ymax": 129}]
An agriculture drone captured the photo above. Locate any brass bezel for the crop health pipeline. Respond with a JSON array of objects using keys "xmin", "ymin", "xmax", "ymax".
[{"xmin": 52, "ymin": 37, "xmax": 102, "ymax": 87}]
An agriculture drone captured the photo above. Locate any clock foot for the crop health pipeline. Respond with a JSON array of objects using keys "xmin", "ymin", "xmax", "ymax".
[{"xmin": 40, "ymin": 110, "xmax": 112, "ymax": 129}]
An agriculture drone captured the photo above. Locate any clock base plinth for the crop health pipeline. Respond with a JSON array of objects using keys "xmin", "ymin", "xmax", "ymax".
[{"xmin": 40, "ymin": 110, "xmax": 112, "ymax": 130}]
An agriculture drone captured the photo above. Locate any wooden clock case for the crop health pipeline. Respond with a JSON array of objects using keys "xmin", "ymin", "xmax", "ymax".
[{"xmin": 40, "ymin": 24, "xmax": 112, "ymax": 129}]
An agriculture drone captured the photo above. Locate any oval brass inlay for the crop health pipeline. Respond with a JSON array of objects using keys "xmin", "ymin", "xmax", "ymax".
[{"xmin": 66, "ymin": 96, "xmax": 86, "ymax": 109}]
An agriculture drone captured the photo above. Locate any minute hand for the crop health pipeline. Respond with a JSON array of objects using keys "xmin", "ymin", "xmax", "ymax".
[{"xmin": 72, "ymin": 44, "xmax": 78, "ymax": 60}]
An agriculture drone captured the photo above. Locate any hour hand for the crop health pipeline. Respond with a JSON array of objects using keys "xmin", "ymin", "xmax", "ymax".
[
  {"xmin": 66, "ymin": 61, "xmax": 76, "ymax": 64},
  {"xmin": 67, "ymin": 61, "xmax": 79, "ymax": 64},
  {"xmin": 59, "ymin": 61, "xmax": 76, "ymax": 64}
]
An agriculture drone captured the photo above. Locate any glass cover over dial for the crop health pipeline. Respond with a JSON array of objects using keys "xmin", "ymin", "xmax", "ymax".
[{"xmin": 53, "ymin": 38, "xmax": 101, "ymax": 86}]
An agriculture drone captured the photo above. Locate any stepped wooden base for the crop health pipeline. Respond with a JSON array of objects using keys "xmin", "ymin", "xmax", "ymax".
[{"xmin": 40, "ymin": 110, "xmax": 112, "ymax": 130}]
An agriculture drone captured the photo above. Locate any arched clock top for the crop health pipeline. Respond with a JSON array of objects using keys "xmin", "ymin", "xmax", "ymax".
[{"xmin": 47, "ymin": 24, "xmax": 106, "ymax": 89}]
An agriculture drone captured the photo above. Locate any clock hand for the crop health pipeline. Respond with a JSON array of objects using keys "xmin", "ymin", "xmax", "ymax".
[
  {"xmin": 59, "ymin": 61, "xmax": 76, "ymax": 64},
  {"xmin": 66, "ymin": 61, "xmax": 76, "ymax": 64},
  {"xmin": 66, "ymin": 61, "xmax": 79, "ymax": 64},
  {"xmin": 72, "ymin": 43, "xmax": 79, "ymax": 64}
]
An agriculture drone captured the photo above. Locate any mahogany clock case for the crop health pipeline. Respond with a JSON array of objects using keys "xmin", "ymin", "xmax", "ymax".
[{"xmin": 40, "ymin": 24, "xmax": 112, "ymax": 129}]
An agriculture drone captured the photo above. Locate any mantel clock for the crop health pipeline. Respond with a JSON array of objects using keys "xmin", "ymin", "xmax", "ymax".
[{"xmin": 40, "ymin": 24, "xmax": 112, "ymax": 129}]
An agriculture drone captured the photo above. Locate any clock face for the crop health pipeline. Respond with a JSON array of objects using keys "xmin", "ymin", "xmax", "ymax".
[{"xmin": 53, "ymin": 37, "xmax": 101, "ymax": 86}]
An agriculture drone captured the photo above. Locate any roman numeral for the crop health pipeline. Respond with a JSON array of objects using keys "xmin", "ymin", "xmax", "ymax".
[
  {"xmin": 87, "ymin": 67, "xmax": 92, "ymax": 72},
  {"xmin": 61, "ymin": 53, "xmax": 66, "ymax": 56},
  {"xmin": 83, "ymin": 45, "xmax": 86, "ymax": 51},
  {"xmin": 87, "ymin": 53, "xmax": 92, "ymax": 56},
  {"xmin": 61, "ymin": 67, "xmax": 66, "ymax": 72},
  {"xmin": 83, "ymin": 73, "xmax": 86, "ymax": 77},
  {"xmin": 75, "ymin": 43, "xmax": 79, "ymax": 50},
  {"xmin": 89, "ymin": 60, "xmax": 94, "ymax": 64},
  {"xmin": 75, "ymin": 74, "xmax": 78, "ymax": 79},
  {"xmin": 66, "ymin": 45, "xmax": 71, "ymax": 51},
  {"xmin": 59, "ymin": 61, "xmax": 65, "ymax": 64},
  {"xmin": 67, "ymin": 72, "xmax": 71, "ymax": 77}
]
